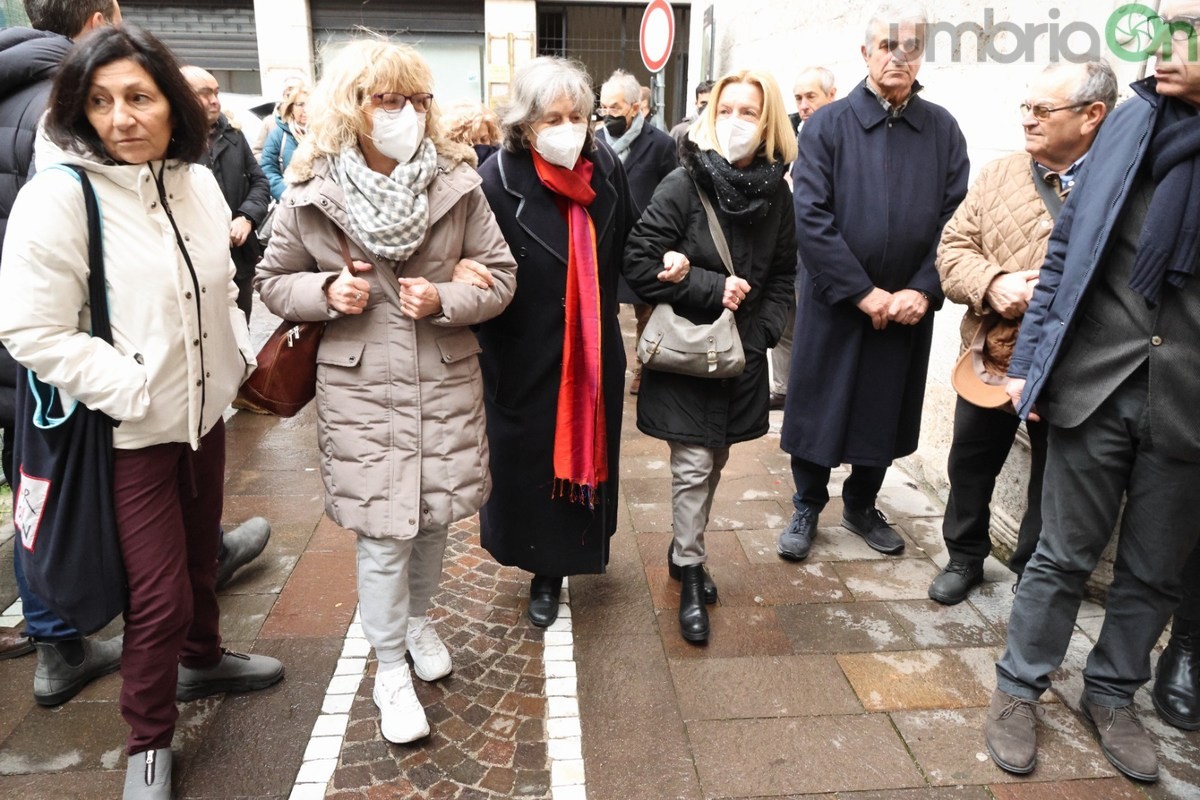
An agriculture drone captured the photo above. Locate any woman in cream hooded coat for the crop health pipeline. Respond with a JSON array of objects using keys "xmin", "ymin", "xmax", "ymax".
[{"xmin": 255, "ymin": 40, "xmax": 516, "ymax": 745}]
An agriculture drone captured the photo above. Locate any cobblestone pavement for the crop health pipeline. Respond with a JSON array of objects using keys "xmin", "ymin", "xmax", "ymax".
[
  {"xmin": 326, "ymin": 517, "xmax": 552, "ymax": 800},
  {"xmin": 0, "ymin": 306, "xmax": 1198, "ymax": 799}
]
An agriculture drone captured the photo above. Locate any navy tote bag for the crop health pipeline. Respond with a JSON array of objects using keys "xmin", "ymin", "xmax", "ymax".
[{"xmin": 12, "ymin": 165, "xmax": 126, "ymax": 635}]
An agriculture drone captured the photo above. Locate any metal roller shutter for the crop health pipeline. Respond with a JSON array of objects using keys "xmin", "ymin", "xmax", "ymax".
[
  {"xmin": 119, "ymin": 0, "xmax": 258, "ymax": 72},
  {"xmin": 309, "ymin": 0, "xmax": 484, "ymax": 36}
]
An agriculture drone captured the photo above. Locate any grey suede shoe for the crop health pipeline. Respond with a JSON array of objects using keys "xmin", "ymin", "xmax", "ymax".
[
  {"xmin": 983, "ymin": 688, "xmax": 1042, "ymax": 774},
  {"xmin": 1081, "ymin": 694, "xmax": 1160, "ymax": 782},
  {"xmin": 176, "ymin": 649, "xmax": 284, "ymax": 701},
  {"xmin": 216, "ymin": 517, "xmax": 271, "ymax": 588},
  {"xmin": 33, "ymin": 635, "xmax": 123, "ymax": 707},
  {"xmin": 123, "ymin": 747, "xmax": 172, "ymax": 799}
]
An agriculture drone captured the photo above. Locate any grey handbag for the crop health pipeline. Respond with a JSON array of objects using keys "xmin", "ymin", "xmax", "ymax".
[{"xmin": 636, "ymin": 182, "xmax": 746, "ymax": 378}]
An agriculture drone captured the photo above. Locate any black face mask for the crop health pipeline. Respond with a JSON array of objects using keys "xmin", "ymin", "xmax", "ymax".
[{"xmin": 603, "ymin": 114, "xmax": 629, "ymax": 138}]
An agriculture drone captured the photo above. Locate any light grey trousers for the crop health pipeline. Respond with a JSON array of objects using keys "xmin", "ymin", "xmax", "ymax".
[
  {"xmin": 669, "ymin": 441, "xmax": 731, "ymax": 567},
  {"xmin": 355, "ymin": 526, "xmax": 449, "ymax": 666}
]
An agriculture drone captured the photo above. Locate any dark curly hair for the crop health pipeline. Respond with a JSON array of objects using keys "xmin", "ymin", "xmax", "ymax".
[{"xmin": 45, "ymin": 25, "xmax": 208, "ymax": 164}]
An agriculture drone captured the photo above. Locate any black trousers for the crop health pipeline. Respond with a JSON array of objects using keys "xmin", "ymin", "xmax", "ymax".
[
  {"xmin": 942, "ymin": 396, "xmax": 1048, "ymax": 574},
  {"xmin": 790, "ymin": 456, "xmax": 887, "ymax": 514},
  {"xmin": 1176, "ymin": 544, "xmax": 1200, "ymax": 622}
]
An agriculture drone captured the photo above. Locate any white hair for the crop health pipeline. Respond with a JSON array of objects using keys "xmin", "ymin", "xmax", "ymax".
[
  {"xmin": 600, "ymin": 70, "xmax": 640, "ymax": 105},
  {"xmin": 794, "ymin": 66, "xmax": 836, "ymax": 95},
  {"xmin": 863, "ymin": 2, "xmax": 929, "ymax": 47}
]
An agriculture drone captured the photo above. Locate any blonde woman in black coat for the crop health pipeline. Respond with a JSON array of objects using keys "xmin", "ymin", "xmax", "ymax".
[{"xmin": 623, "ymin": 70, "xmax": 798, "ymax": 643}]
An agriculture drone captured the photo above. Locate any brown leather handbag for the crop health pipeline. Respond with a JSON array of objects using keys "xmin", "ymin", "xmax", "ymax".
[{"xmin": 235, "ymin": 230, "xmax": 359, "ymax": 416}]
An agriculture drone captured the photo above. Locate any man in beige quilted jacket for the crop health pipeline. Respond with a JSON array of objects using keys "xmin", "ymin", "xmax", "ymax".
[{"xmin": 929, "ymin": 60, "xmax": 1116, "ymax": 605}]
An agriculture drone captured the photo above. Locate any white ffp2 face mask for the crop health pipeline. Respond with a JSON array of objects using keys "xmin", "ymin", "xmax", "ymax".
[
  {"xmin": 715, "ymin": 116, "xmax": 761, "ymax": 164},
  {"xmin": 371, "ymin": 104, "xmax": 425, "ymax": 163},
  {"xmin": 533, "ymin": 121, "xmax": 588, "ymax": 169}
]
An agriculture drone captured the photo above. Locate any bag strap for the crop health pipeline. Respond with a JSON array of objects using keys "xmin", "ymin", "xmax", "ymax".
[
  {"xmin": 336, "ymin": 228, "xmax": 407, "ymax": 309},
  {"xmin": 1030, "ymin": 158, "xmax": 1064, "ymax": 222},
  {"xmin": 692, "ymin": 179, "xmax": 736, "ymax": 278},
  {"xmin": 45, "ymin": 165, "xmax": 111, "ymax": 345}
]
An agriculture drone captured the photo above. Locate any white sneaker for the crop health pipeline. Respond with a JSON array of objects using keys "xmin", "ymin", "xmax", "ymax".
[
  {"xmin": 405, "ymin": 616, "xmax": 452, "ymax": 682},
  {"xmin": 373, "ymin": 663, "xmax": 429, "ymax": 744}
]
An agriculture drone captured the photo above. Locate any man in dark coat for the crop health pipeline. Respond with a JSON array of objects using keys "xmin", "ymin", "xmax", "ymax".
[
  {"xmin": 778, "ymin": 3, "xmax": 968, "ymax": 561},
  {"xmin": 985, "ymin": 2, "xmax": 1200, "ymax": 778},
  {"xmin": 0, "ymin": 0, "xmax": 124, "ymax": 689},
  {"xmin": 183, "ymin": 65, "xmax": 271, "ymax": 321},
  {"xmin": 598, "ymin": 69, "xmax": 679, "ymax": 394}
]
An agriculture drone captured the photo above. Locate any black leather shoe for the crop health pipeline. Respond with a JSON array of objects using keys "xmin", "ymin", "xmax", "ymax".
[
  {"xmin": 527, "ymin": 575, "xmax": 563, "ymax": 628},
  {"xmin": 777, "ymin": 507, "xmax": 817, "ymax": 561},
  {"xmin": 841, "ymin": 506, "xmax": 905, "ymax": 555},
  {"xmin": 928, "ymin": 559, "xmax": 985, "ymax": 605},
  {"xmin": 1153, "ymin": 617, "xmax": 1200, "ymax": 730},
  {"xmin": 769, "ymin": 392, "xmax": 786, "ymax": 410},
  {"xmin": 678, "ymin": 565, "xmax": 709, "ymax": 643},
  {"xmin": 667, "ymin": 542, "xmax": 717, "ymax": 604}
]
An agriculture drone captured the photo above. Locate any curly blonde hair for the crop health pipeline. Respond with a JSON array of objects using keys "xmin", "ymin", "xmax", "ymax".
[
  {"xmin": 690, "ymin": 70, "xmax": 798, "ymax": 165},
  {"xmin": 278, "ymin": 85, "xmax": 308, "ymax": 124},
  {"xmin": 289, "ymin": 38, "xmax": 472, "ymax": 176},
  {"xmin": 441, "ymin": 100, "xmax": 501, "ymax": 146}
]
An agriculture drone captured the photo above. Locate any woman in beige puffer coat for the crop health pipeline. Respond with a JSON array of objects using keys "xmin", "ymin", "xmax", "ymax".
[{"xmin": 255, "ymin": 41, "xmax": 516, "ymax": 745}]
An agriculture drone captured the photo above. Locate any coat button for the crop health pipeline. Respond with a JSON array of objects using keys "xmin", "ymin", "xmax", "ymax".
[
  {"xmin": 195, "ymin": 380, "xmax": 202, "ymax": 386},
  {"xmin": 1151, "ymin": 335, "xmax": 1163, "ymax": 346},
  {"xmin": 193, "ymin": 339, "xmax": 199, "ymax": 346},
  {"xmin": 408, "ymin": 518, "xmax": 416, "ymax": 525},
  {"xmin": 185, "ymin": 292, "xmax": 192, "ymax": 299},
  {"xmin": 150, "ymin": 201, "xmax": 157, "ymax": 208},
  {"xmin": 518, "ymin": 247, "xmax": 528, "ymax": 257}
]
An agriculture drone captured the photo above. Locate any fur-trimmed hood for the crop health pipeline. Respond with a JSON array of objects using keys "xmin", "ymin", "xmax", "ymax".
[{"xmin": 285, "ymin": 136, "xmax": 476, "ymax": 186}]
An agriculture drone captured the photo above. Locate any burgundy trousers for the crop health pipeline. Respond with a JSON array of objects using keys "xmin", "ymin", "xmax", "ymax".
[{"xmin": 114, "ymin": 420, "xmax": 225, "ymax": 755}]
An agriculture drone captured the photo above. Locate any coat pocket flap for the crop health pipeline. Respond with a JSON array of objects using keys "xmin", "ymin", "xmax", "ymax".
[
  {"xmin": 315, "ymin": 339, "xmax": 365, "ymax": 367},
  {"xmin": 436, "ymin": 331, "xmax": 483, "ymax": 364}
]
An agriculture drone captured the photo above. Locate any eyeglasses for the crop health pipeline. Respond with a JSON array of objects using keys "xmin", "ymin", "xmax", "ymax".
[
  {"xmin": 1020, "ymin": 102, "xmax": 1089, "ymax": 120},
  {"xmin": 371, "ymin": 92, "xmax": 433, "ymax": 114},
  {"xmin": 1161, "ymin": 15, "xmax": 1200, "ymax": 42}
]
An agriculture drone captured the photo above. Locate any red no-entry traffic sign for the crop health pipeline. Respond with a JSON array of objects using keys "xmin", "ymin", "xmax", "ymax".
[{"xmin": 640, "ymin": 0, "xmax": 675, "ymax": 74}]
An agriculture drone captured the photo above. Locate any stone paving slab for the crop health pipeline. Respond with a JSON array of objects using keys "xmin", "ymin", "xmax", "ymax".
[
  {"xmin": 687, "ymin": 715, "xmax": 926, "ymax": 797},
  {"xmin": 892, "ymin": 705, "xmax": 1117, "ymax": 785}
]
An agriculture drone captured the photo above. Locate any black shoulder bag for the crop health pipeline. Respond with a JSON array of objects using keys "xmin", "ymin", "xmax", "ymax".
[{"xmin": 12, "ymin": 165, "xmax": 126, "ymax": 634}]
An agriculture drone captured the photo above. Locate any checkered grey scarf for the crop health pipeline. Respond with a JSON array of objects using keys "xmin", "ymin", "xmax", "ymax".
[{"xmin": 333, "ymin": 139, "xmax": 437, "ymax": 261}]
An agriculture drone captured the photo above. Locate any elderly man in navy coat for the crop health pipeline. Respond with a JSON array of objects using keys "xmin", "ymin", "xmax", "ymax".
[{"xmin": 777, "ymin": 1, "xmax": 968, "ymax": 561}]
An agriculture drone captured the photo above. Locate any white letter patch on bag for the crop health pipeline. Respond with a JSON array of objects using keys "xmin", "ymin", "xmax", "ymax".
[{"xmin": 15, "ymin": 470, "xmax": 50, "ymax": 551}]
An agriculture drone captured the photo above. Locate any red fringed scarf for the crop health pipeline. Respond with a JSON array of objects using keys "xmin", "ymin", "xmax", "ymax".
[{"xmin": 531, "ymin": 149, "xmax": 607, "ymax": 506}]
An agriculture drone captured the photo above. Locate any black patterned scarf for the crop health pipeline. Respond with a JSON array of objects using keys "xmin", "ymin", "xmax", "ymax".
[{"xmin": 682, "ymin": 139, "xmax": 785, "ymax": 222}]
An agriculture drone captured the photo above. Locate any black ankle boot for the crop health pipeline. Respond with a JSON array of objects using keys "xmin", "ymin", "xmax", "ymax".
[
  {"xmin": 667, "ymin": 541, "xmax": 718, "ymax": 604},
  {"xmin": 1154, "ymin": 617, "xmax": 1200, "ymax": 730},
  {"xmin": 678, "ymin": 565, "xmax": 709, "ymax": 643},
  {"xmin": 527, "ymin": 575, "xmax": 563, "ymax": 628}
]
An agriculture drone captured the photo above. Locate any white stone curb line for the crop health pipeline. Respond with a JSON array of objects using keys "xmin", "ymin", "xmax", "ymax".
[
  {"xmin": 546, "ymin": 577, "xmax": 587, "ymax": 800},
  {"xmin": 288, "ymin": 607, "xmax": 368, "ymax": 800}
]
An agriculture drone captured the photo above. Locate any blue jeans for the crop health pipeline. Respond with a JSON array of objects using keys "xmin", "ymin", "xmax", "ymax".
[{"xmin": 13, "ymin": 539, "xmax": 79, "ymax": 640}]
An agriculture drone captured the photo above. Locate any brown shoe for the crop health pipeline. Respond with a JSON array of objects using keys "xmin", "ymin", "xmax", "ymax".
[
  {"xmin": 629, "ymin": 366, "xmax": 642, "ymax": 395},
  {"xmin": 0, "ymin": 625, "xmax": 33, "ymax": 660},
  {"xmin": 1081, "ymin": 694, "xmax": 1159, "ymax": 782},
  {"xmin": 984, "ymin": 688, "xmax": 1042, "ymax": 774}
]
